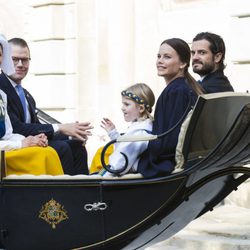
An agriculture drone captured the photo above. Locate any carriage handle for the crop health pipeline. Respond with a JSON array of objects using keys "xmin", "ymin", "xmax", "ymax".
[
  {"xmin": 101, "ymin": 93, "xmax": 193, "ymax": 176},
  {"xmin": 84, "ymin": 202, "xmax": 108, "ymax": 211}
]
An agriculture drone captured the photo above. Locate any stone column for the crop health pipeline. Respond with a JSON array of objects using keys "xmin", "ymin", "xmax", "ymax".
[
  {"xmin": 75, "ymin": 0, "xmax": 135, "ymax": 129},
  {"xmin": 27, "ymin": 0, "xmax": 78, "ymax": 122},
  {"xmin": 74, "ymin": 0, "xmax": 98, "ymax": 122}
]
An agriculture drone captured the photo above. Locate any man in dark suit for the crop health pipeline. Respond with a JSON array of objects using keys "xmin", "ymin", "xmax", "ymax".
[
  {"xmin": 0, "ymin": 38, "xmax": 93, "ymax": 175},
  {"xmin": 191, "ymin": 32, "xmax": 234, "ymax": 93}
]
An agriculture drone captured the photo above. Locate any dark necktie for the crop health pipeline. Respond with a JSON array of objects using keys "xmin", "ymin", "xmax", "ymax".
[{"xmin": 16, "ymin": 84, "xmax": 27, "ymax": 122}]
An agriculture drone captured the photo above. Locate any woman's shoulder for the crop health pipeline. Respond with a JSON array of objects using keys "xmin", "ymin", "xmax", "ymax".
[
  {"xmin": 162, "ymin": 78, "xmax": 191, "ymax": 96},
  {"xmin": 171, "ymin": 77, "xmax": 190, "ymax": 89}
]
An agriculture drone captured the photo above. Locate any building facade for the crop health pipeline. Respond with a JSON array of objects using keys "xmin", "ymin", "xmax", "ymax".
[{"xmin": 1, "ymin": 0, "xmax": 250, "ymax": 153}]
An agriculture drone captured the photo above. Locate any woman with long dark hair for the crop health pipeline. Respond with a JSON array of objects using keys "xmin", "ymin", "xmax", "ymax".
[{"xmin": 138, "ymin": 38, "xmax": 203, "ymax": 178}]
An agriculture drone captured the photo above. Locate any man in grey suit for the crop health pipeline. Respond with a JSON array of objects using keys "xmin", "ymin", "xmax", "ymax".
[{"xmin": 191, "ymin": 32, "xmax": 234, "ymax": 93}]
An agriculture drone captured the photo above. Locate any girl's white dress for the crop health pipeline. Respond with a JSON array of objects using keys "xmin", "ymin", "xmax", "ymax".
[{"xmin": 105, "ymin": 118, "xmax": 152, "ymax": 176}]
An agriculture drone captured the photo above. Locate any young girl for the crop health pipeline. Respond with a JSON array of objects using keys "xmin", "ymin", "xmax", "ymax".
[{"xmin": 91, "ymin": 83, "xmax": 155, "ymax": 176}]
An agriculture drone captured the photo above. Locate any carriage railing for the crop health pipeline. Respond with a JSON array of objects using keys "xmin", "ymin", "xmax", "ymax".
[{"xmin": 36, "ymin": 108, "xmax": 61, "ymax": 124}]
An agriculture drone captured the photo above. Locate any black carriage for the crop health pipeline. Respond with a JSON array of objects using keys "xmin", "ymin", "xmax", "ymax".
[{"xmin": 0, "ymin": 92, "xmax": 250, "ymax": 250}]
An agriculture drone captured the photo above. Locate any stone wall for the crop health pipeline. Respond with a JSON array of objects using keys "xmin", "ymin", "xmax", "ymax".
[{"xmin": 1, "ymin": 0, "xmax": 250, "ymax": 158}]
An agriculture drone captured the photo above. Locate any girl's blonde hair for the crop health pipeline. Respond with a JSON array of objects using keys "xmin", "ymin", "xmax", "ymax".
[{"xmin": 122, "ymin": 83, "xmax": 155, "ymax": 121}]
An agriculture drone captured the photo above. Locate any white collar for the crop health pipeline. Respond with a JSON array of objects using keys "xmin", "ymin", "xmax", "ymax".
[
  {"xmin": 6, "ymin": 75, "xmax": 20, "ymax": 89},
  {"xmin": 199, "ymin": 75, "xmax": 206, "ymax": 82}
]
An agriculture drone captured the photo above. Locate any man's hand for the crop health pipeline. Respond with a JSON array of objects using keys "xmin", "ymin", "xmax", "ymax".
[
  {"xmin": 101, "ymin": 118, "xmax": 116, "ymax": 133},
  {"xmin": 22, "ymin": 133, "xmax": 48, "ymax": 148},
  {"xmin": 58, "ymin": 122, "xmax": 93, "ymax": 142}
]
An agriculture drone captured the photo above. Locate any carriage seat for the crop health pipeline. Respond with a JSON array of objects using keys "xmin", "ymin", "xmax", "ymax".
[
  {"xmin": 4, "ymin": 173, "xmax": 144, "ymax": 180},
  {"xmin": 174, "ymin": 92, "xmax": 250, "ymax": 172}
]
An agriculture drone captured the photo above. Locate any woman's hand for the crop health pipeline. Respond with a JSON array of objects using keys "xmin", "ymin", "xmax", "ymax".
[
  {"xmin": 21, "ymin": 133, "xmax": 48, "ymax": 148},
  {"xmin": 101, "ymin": 118, "xmax": 115, "ymax": 133}
]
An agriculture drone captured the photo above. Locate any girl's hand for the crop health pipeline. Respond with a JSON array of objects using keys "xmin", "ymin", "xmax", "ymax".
[{"xmin": 101, "ymin": 118, "xmax": 115, "ymax": 133}]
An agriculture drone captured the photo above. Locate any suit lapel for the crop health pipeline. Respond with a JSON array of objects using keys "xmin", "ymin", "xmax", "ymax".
[{"xmin": 0, "ymin": 73, "xmax": 27, "ymax": 122}]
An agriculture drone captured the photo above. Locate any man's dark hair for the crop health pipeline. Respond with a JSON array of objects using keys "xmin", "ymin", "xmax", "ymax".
[
  {"xmin": 8, "ymin": 37, "xmax": 30, "ymax": 53},
  {"xmin": 193, "ymin": 32, "xmax": 226, "ymax": 71}
]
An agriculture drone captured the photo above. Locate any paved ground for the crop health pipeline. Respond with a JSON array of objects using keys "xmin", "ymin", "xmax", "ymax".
[
  {"xmin": 147, "ymin": 204, "xmax": 250, "ymax": 250},
  {"xmin": 143, "ymin": 170, "xmax": 250, "ymax": 249}
]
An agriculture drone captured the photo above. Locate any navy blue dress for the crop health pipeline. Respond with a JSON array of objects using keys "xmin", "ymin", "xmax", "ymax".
[{"xmin": 138, "ymin": 77, "xmax": 198, "ymax": 178}]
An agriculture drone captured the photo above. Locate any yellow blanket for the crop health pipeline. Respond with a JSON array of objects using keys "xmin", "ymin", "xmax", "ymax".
[
  {"xmin": 5, "ymin": 146, "xmax": 64, "ymax": 176},
  {"xmin": 90, "ymin": 145, "xmax": 114, "ymax": 173}
]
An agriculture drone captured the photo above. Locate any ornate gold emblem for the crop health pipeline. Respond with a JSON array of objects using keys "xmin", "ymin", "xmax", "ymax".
[{"xmin": 39, "ymin": 198, "xmax": 69, "ymax": 229}]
